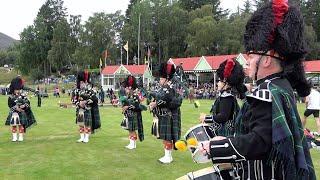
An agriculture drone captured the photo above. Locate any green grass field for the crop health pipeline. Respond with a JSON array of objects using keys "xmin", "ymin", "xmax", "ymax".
[
  {"xmin": 0, "ymin": 68, "xmax": 20, "ymax": 85},
  {"xmin": 0, "ymin": 95, "xmax": 319, "ymax": 179}
]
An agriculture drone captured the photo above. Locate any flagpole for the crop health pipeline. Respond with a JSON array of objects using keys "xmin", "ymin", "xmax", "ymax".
[
  {"xmin": 147, "ymin": 47, "xmax": 150, "ymax": 65},
  {"xmin": 137, "ymin": 13, "xmax": 141, "ymax": 65},
  {"xmin": 121, "ymin": 45, "xmax": 123, "ymax": 64},
  {"xmin": 127, "ymin": 47, "xmax": 129, "ymax": 65}
]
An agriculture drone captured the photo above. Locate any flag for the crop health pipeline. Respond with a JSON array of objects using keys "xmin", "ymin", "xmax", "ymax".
[
  {"xmin": 144, "ymin": 56, "xmax": 148, "ymax": 64},
  {"xmin": 99, "ymin": 58, "xmax": 103, "ymax": 68},
  {"xmin": 123, "ymin": 41, "xmax": 129, "ymax": 52}
]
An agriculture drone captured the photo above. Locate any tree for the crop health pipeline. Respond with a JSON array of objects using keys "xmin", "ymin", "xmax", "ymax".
[
  {"xmin": 69, "ymin": 14, "xmax": 82, "ymax": 62},
  {"xmin": 253, "ymin": 0, "xmax": 269, "ymax": 9},
  {"xmin": 78, "ymin": 12, "xmax": 119, "ymax": 67},
  {"xmin": 179, "ymin": 0, "xmax": 212, "ymax": 11},
  {"xmin": 125, "ymin": 0, "xmax": 140, "ymax": 20},
  {"xmin": 212, "ymin": 0, "xmax": 229, "ymax": 21},
  {"xmin": 0, "ymin": 46, "xmax": 19, "ymax": 66},
  {"xmin": 241, "ymin": 0, "xmax": 253, "ymax": 14},
  {"xmin": 18, "ymin": 0, "xmax": 68, "ymax": 76},
  {"xmin": 301, "ymin": 0, "xmax": 320, "ymax": 41},
  {"xmin": 151, "ymin": 0, "xmax": 189, "ymax": 61},
  {"xmin": 18, "ymin": 25, "xmax": 38, "ymax": 75},
  {"xmin": 304, "ymin": 25, "xmax": 320, "ymax": 60},
  {"xmin": 186, "ymin": 15, "xmax": 218, "ymax": 56},
  {"xmin": 48, "ymin": 19, "xmax": 70, "ymax": 71},
  {"xmin": 122, "ymin": 0, "xmax": 154, "ymax": 64}
]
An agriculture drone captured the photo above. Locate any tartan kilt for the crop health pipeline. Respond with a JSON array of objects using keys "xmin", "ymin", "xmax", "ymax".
[
  {"xmin": 127, "ymin": 114, "xmax": 138, "ymax": 132},
  {"xmin": 76, "ymin": 108, "xmax": 92, "ymax": 127},
  {"xmin": 157, "ymin": 112, "xmax": 180, "ymax": 141},
  {"xmin": 5, "ymin": 111, "xmax": 28, "ymax": 126},
  {"xmin": 171, "ymin": 108, "xmax": 181, "ymax": 141},
  {"xmin": 25, "ymin": 109, "xmax": 37, "ymax": 129}
]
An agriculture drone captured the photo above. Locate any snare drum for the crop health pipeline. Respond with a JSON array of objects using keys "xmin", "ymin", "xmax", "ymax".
[
  {"xmin": 176, "ymin": 164, "xmax": 235, "ymax": 180},
  {"xmin": 184, "ymin": 124, "xmax": 216, "ymax": 163}
]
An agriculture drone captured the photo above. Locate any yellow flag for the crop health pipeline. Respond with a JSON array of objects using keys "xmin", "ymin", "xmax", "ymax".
[
  {"xmin": 123, "ymin": 41, "xmax": 129, "ymax": 52},
  {"xmin": 99, "ymin": 58, "xmax": 103, "ymax": 67},
  {"xmin": 144, "ymin": 56, "xmax": 148, "ymax": 64}
]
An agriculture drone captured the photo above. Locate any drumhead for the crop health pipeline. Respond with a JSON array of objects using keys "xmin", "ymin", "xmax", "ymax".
[
  {"xmin": 192, "ymin": 148, "xmax": 212, "ymax": 164},
  {"xmin": 184, "ymin": 124, "xmax": 212, "ymax": 139}
]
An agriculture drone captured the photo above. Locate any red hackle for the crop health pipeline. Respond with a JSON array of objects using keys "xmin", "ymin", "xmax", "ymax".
[
  {"xmin": 166, "ymin": 64, "xmax": 173, "ymax": 76},
  {"xmin": 269, "ymin": 0, "xmax": 289, "ymax": 43},
  {"xmin": 128, "ymin": 76, "xmax": 133, "ymax": 87},
  {"xmin": 223, "ymin": 59, "xmax": 235, "ymax": 79}
]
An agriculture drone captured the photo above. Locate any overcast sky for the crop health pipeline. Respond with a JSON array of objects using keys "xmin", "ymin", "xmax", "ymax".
[{"xmin": 0, "ymin": 0, "xmax": 245, "ymax": 40}]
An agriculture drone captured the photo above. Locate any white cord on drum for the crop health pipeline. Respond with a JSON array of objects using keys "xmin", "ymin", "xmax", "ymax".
[{"xmin": 213, "ymin": 165, "xmax": 224, "ymax": 180}]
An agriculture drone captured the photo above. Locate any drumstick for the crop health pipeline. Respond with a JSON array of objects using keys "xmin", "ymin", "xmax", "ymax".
[{"xmin": 201, "ymin": 142, "xmax": 210, "ymax": 158}]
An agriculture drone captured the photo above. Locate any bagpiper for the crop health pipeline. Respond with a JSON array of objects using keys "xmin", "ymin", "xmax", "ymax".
[
  {"xmin": 149, "ymin": 62, "xmax": 183, "ymax": 164},
  {"xmin": 120, "ymin": 75, "xmax": 146, "ymax": 149},
  {"xmin": 72, "ymin": 70, "xmax": 101, "ymax": 143},
  {"xmin": 200, "ymin": 58, "xmax": 246, "ymax": 136},
  {"xmin": 5, "ymin": 76, "xmax": 37, "ymax": 142},
  {"xmin": 198, "ymin": 0, "xmax": 316, "ymax": 179}
]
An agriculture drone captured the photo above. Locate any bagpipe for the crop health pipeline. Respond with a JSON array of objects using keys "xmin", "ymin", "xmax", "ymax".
[
  {"xmin": 77, "ymin": 88, "xmax": 95, "ymax": 110},
  {"xmin": 139, "ymin": 75, "xmax": 189, "ymax": 107},
  {"xmin": 119, "ymin": 93, "xmax": 147, "ymax": 111},
  {"xmin": 74, "ymin": 87, "xmax": 95, "ymax": 125},
  {"xmin": 11, "ymin": 95, "xmax": 30, "ymax": 113},
  {"xmin": 10, "ymin": 86, "xmax": 39, "ymax": 112},
  {"xmin": 172, "ymin": 66, "xmax": 190, "ymax": 97}
]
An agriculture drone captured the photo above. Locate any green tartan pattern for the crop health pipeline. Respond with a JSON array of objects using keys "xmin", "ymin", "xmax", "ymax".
[
  {"xmin": 24, "ymin": 109, "xmax": 37, "ymax": 129},
  {"xmin": 269, "ymin": 83, "xmax": 316, "ymax": 179},
  {"xmin": 127, "ymin": 114, "xmax": 138, "ymax": 131},
  {"xmin": 6, "ymin": 110, "xmax": 36, "ymax": 130},
  {"xmin": 6, "ymin": 111, "xmax": 28, "ymax": 126},
  {"xmin": 157, "ymin": 112, "xmax": 180, "ymax": 142},
  {"xmin": 158, "ymin": 114, "xmax": 179, "ymax": 141},
  {"xmin": 123, "ymin": 110, "xmax": 144, "ymax": 141}
]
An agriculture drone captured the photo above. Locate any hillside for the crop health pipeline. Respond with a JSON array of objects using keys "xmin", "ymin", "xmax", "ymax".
[{"xmin": 0, "ymin": 32, "xmax": 18, "ymax": 49}]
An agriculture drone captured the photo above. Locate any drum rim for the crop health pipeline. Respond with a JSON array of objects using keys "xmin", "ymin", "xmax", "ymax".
[{"xmin": 184, "ymin": 124, "xmax": 212, "ymax": 139}]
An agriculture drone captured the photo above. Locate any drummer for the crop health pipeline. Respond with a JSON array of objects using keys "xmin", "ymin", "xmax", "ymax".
[
  {"xmin": 200, "ymin": 58, "xmax": 246, "ymax": 136},
  {"xmin": 198, "ymin": 1, "xmax": 315, "ymax": 179}
]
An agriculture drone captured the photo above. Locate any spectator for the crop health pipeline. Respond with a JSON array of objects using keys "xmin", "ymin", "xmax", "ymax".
[{"xmin": 54, "ymin": 87, "xmax": 60, "ymax": 98}]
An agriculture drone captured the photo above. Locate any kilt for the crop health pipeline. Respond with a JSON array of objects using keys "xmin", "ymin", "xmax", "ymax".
[
  {"xmin": 76, "ymin": 108, "xmax": 92, "ymax": 127},
  {"xmin": 5, "ymin": 111, "xmax": 28, "ymax": 126},
  {"xmin": 122, "ymin": 109, "xmax": 144, "ymax": 141},
  {"xmin": 156, "ymin": 108, "xmax": 181, "ymax": 141},
  {"xmin": 127, "ymin": 114, "xmax": 138, "ymax": 131}
]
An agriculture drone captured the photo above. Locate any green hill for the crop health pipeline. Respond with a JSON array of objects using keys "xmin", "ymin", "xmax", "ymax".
[
  {"xmin": 0, "ymin": 67, "xmax": 19, "ymax": 84},
  {"xmin": 0, "ymin": 32, "xmax": 18, "ymax": 50}
]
